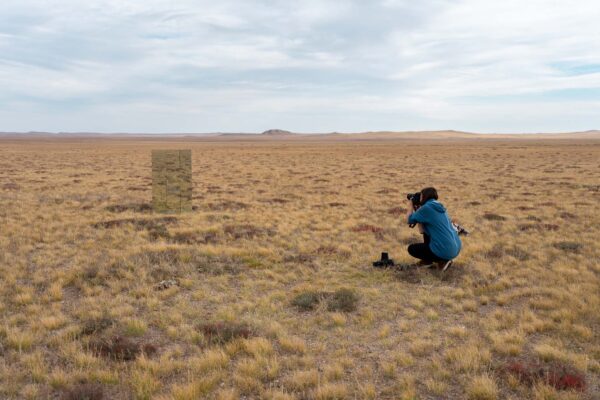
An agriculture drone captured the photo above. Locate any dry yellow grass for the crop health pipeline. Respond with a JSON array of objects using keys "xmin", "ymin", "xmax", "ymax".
[{"xmin": 0, "ymin": 137, "xmax": 598, "ymax": 399}]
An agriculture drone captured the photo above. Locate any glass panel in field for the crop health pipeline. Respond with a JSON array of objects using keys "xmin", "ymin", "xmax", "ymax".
[{"xmin": 152, "ymin": 150, "xmax": 192, "ymax": 213}]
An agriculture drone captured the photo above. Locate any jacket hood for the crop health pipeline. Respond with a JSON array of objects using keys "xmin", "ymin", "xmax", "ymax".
[{"xmin": 425, "ymin": 199, "xmax": 446, "ymax": 213}]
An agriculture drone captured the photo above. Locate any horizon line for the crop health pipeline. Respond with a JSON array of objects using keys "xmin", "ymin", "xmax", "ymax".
[{"xmin": 1, "ymin": 129, "xmax": 599, "ymax": 136}]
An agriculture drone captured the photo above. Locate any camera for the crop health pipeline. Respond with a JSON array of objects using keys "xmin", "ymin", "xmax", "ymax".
[{"xmin": 407, "ymin": 192, "xmax": 421, "ymax": 210}]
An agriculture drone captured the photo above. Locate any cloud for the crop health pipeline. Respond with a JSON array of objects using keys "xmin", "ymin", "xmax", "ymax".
[{"xmin": 0, "ymin": 0, "xmax": 599, "ymax": 132}]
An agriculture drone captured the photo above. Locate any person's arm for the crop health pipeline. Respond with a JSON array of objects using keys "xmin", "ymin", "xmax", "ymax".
[
  {"xmin": 406, "ymin": 199, "xmax": 423, "ymax": 225},
  {"xmin": 407, "ymin": 201, "xmax": 427, "ymax": 225},
  {"xmin": 406, "ymin": 199, "xmax": 414, "ymax": 224}
]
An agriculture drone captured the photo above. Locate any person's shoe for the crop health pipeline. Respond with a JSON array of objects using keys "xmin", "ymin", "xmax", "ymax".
[
  {"xmin": 452, "ymin": 222, "xmax": 470, "ymax": 236},
  {"xmin": 438, "ymin": 260, "xmax": 453, "ymax": 271},
  {"xmin": 417, "ymin": 260, "xmax": 434, "ymax": 268}
]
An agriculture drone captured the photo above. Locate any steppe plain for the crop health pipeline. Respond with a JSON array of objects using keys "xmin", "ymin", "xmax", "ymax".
[{"xmin": 0, "ymin": 132, "xmax": 599, "ymax": 399}]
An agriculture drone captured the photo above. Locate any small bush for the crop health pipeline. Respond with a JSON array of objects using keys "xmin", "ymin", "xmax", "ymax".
[
  {"xmin": 482, "ymin": 213, "xmax": 506, "ymax": 221},
  {"xmin": 505, "ymin": 360, "xmax": 586, "ymax": 391},
  {"xmin": 547, "ymin": 372, "xmax": 586, "ymax": 391},
  {"xmin": 541, "ymin": 223, "xmax": 559, "ymax": 231},
  {"xmin": 559, "ymin": 212, "xmax": 577, "ymax": 219},
  {"xmin": 80, "ymin": 317, "xmax": 113, "ymax": 336},
  {"xmin": 81, "ymin": 265, "xmax": 100, "ymax": 281},
  {"xmin": 198, "ymin": 322, "xmax": 253, "ymax": 344},
  {"xmin": 518, "ymin": 223, "xmax": 559, "ymax": 232},
  {"xmin": 351, "ymin": 224, "xmax": 383, "ymax": 233},
  {"xmin": 387, "ymin": 206, "xmax": 407, "ymax": 216},
  {"xmin": 169, "ymin": 231, "xmax": 219, "ymax": 244},
  {"xmin": 485, "ymin": 244, "xmax": 530, "ymax": 262},
  {"xmin": 284, "ymin": 253, "xmax": 316, "ymax": 264},
  {"xmin": 155, "ymin": 279, "xmax": 178, "ymax": 290},
  {"xmin": 315, "ymin": 246, "xmax": 338, "ymax": 255},
  {"xmin": 206, "ymin": 201, "xmax": 249, "ymax": 211},
  {"xmin": 261, "ymin": 197, "xmax": 290, "ymax": 204},
  {"xmin": 292, "ymin": 289, "xmax": 359, "ymax": 313},
  {"xmin": 466, "ymin": 375, "xmax": 498, "ymax": 400},
  {"xmin": 485, "ymin": 244, "xmax": 504, "ymax": 259},
  {"xmin": 61, "ymin": 383, "xmax": 104, "ymax": 400},
  {"xmin": 90, "ymin": 336, "xmax": 156, "ymax": 361},
  {"xmin": 553, "ymin": 241, "xmax": 582, "ymax": 253},
  {"xmin": 92, "ymin": 217, "xmax": 177, "ymax": 230},
  {"xmin": 123, "ymin": 319, "xmax": 147, "ymax": 337},
  {"xmin": 223, "ymin": 224, "xmax": 275, "ymax": 239},
  {"xmin": 105, "ymin": 203, "xmax": 151, "ymax": 213},
  {"xmin": 327, "ymin": 288, "xmax": 359, "ymax": 313},
  {"xmin": 147, "ymin": 224, "xmax": 171, "ymax": 241},
  {"xmin": 505, "ymin": 247, "xmax": 530, "ymax": 261},
  {"xmin": 291, "ymin": 291, "xmax": 324, "ymax": 311},
  {"xmin": 518, "ymin": 224, "xmax": 538, "ymax": 231},
  {"xmin": 195, "ymin": 255, "xmax": 243, "ymax": 275},
  {"xmin": 2, "ymin": 182, "xmax": 20, "ymax": 191}
]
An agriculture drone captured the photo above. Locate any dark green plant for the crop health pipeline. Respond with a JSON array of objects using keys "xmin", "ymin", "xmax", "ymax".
[
  {"xmin": 482, "ymin": 213, "xmax": 507, "ymax": 221},
  {"xmin": 327, "ymin": 288, "xmax": 359, "ymax": 312},
  {"xmin": 553, "ymin": 241, "xmax": 582, "ymax": 253},
  {"xmin": 80, "ymin": 316, "xmax": 113, "ymax": 336},
  {"xmin": 291, "ymin": 291, "xmax": 323, "ymax": 311},
  {"xmin": 198, "ymin": 321, "xmax": 253, "ymax": 344}
]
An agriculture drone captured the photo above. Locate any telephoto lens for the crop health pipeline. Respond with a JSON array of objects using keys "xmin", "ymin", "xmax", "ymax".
[{"xmin": 407, "ymin": 192, "xmax": 421, "ymax": 210}]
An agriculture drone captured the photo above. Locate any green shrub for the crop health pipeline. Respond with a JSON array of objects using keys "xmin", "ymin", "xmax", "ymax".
[
  {"xmin": 327, "ymin": 288, "xmax": 359, "ymax": 313},
  {"xmin": 198, "ymin": 321, "xmax": 253, "ymax": 344},
  {"xmin": 553, "ymin": 241, "xmax": 582, "ymax": 253},
  {"xmin": 291, "ymin": 291, "xmax": 323, "ymax": 311}
]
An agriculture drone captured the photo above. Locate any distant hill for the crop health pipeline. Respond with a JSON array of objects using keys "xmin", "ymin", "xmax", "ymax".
[{"xmin": 261, "ymin": 129, "xmax": 294, "ymax": 136}]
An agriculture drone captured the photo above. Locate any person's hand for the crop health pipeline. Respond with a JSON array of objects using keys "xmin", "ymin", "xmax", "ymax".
[{"xmin": 406, "ymin": 199, "xmax": 413, "ymax": 210}]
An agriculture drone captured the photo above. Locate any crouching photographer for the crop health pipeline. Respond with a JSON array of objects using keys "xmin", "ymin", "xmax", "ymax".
[{"xmin": 406, "ymin": 187, "xmax": 461, "ymax": 270}]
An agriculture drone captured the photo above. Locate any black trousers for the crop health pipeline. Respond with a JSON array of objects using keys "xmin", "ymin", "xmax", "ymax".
[{"xmin": 407, "ymin": 234, "xmax": 447, "ymax": 263}]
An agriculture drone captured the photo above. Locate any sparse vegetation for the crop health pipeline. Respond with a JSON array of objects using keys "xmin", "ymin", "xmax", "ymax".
[
  {"xmin": 61, "ymin": 383, "xmax": 105, "ymax": 400},
  {"xmin": 326, "ymin": 288, "xmax": 359, "ymax": 313},
  {"xmin": 553, "ymin": 241, "xmax": 583, "ymax": 253},
  {"xmin": 89, "ymin": 335, "xmax": 157, "ymax": 361},
  {"xmin": 291, "ymin": 291, "xmax": 325, "ymax": 311},
  {"xmin": 0, "ymin": 137, "xmax": 598, "ymax": 399},
  {"xmin": 291, "ymin": 288, "xmax": 359, "ymax": 312},
  {"xmin": 198, "ymin": 322, "xmax": 254, "ymax": 344}
]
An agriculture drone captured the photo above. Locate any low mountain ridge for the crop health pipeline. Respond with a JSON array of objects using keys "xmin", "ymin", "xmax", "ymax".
[{"xmin": 261, "ymin": 129, "xmax": 294, "ymax": 136}]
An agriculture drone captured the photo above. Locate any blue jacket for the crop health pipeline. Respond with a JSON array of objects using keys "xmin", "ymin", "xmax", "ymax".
[{"xmin": 408, "ymin": 199, "xmax": 461, "ymax": 260}]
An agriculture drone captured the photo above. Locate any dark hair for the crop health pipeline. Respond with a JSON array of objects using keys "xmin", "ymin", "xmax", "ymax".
[{"xmin": 420, "ymin": 187, "xmax": 438, "ymax": 204}]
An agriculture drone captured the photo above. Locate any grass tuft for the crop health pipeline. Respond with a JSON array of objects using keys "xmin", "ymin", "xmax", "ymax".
[
  {"xmin": 482, "ymin": 213, "xmax": 506, "ymax": 221},
  {"xmin": 291, "ymin": 291, "xmax": 325, "ymax": 311},
  {"xmin": 466, "ymin": 375, "xmax": 498, "ymax": 400},
  {"xmin": 198, "ymin": 321, "xmax": 254, "ymax": 344},
  {"xmin": 552, "ymin": 241, "xmax": 582, "ymax": 253},
  {"xmin": 505, "ymin": 359, "xmax": 586, "ymax": 391},
  {"xmin": 326, "ymin": 288, "xmax": 359, "ymax": 312},
  {"xmin": 61, "ymin": 383, "xmax": 104, "ymax": 400},
  {"xmin": 89, "ymin": 336, "xmax": 157, "ymax": 361},
  {"xmin": 80, "ymin": 317, "xmax": 114, "ymax": 336}
]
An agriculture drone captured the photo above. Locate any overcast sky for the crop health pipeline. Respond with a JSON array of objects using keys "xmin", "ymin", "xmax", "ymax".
[{"xmin": 1, "ymin": 0, "xmax": 599, "ymax": 133}]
